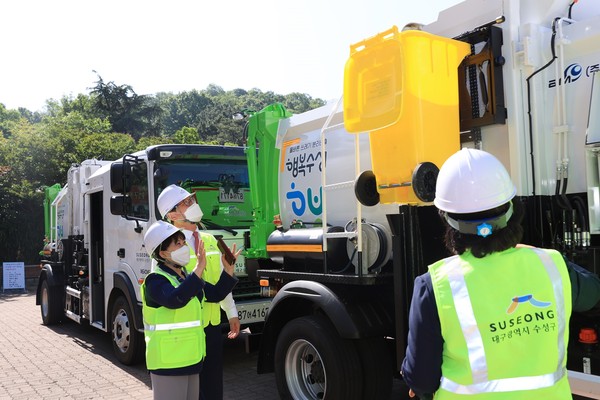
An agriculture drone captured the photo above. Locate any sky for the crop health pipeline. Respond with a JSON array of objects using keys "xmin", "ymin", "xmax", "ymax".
[{"xmin": 0, "ymin": 0, "xmax": 462, "ymax": 112}]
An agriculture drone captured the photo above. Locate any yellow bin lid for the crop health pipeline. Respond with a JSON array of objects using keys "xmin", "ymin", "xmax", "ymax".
[{"xmin": 343, "ymin": 26, "xmax": 404, "ymax": 133}]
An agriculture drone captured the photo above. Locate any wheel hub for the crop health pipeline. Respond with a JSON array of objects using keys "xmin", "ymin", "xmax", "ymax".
[
  {"xmin": 286, "ymin": 339, "xmax": 326, "ymax": 399},
  {"xmin": 112, "ymin": 309, "xmax": 130, "ymax": 353}
]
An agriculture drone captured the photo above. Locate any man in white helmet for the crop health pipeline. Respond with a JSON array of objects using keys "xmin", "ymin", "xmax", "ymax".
[
  {"xmin": 401, "ymin": 148, "xmax": 600, "ymax": 400},
  {"xmin": 157, "ymin": 184, "xmax": 241, "ymax": 400}
]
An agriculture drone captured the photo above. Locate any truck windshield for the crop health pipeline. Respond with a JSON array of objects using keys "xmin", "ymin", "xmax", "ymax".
[{"xmin": 154, "ymin": 159, "xmax": 252, "ymax": 229}]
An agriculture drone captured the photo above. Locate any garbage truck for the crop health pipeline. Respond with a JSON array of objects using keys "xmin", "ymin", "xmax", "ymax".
[
  {"xmin": 241, "ymin": 0, "xmax": 600, "ymax": 398},
  {"xmin": 36, "ymin": 144, "xmax": 272, "ymax": 365}
]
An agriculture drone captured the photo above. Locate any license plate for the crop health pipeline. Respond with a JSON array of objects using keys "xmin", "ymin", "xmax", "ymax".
[
  {"xmin": 219, "ymin": 188, "xmax": 244, "ymax": 203},
  {"xmin": 237, "ymin": 300, "xmax": 272, "ymax": 325}
]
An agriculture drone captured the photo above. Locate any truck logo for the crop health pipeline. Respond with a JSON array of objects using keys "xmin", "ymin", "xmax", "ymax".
[
  {"xmin": 286, "ymin": 183, "xmax": 322, "ymax": 217},
  {"xmin": 564, "ymin": 63, "xmax": 582, "ymax": 83},
  {"xmin": 548, "ymin": 61, "xmax": 599, "ymax": 88}
]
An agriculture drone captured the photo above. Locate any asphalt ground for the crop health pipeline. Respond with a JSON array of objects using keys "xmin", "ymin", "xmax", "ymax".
[{"xmin": 0, "ymin": 285, "xmax": 407, "ymax": 400}]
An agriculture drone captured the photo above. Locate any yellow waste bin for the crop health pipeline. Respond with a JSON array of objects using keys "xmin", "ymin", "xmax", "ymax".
[{"xmin": 344, "ymin": 26, "xmax": 470, "ymax": 204}]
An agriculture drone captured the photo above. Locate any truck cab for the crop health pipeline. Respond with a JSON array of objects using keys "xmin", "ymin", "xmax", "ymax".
[{"xmin": 38, "ymin": 144, "xmax": 271, "ymax": 365}]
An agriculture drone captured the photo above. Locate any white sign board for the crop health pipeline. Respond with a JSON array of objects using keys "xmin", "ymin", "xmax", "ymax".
[{"xmin": 2, "ymin": 262, "xmax": 25, "ymax": 290}]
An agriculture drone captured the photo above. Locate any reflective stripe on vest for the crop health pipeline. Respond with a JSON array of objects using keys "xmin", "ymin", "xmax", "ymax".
[
  {"xmin": 439, "ymin": 249, "xmax": 567, "ymax": 394},
  {"xmin": 144, "ymin": 320, "xmax": 202, "ymax": 331},
  {"xmin": 186, "ymin": 231, "xmax": 223, "ymax": 327}
]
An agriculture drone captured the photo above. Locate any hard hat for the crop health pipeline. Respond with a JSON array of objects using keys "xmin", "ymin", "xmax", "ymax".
[
  {"xmin": 434, "ymin": 148, "xmax": 516, "ymax": 214},
  {"xmin": 144, "ymin": 220, "xmax": 182, "ymax": 257},
  {"xmin": 156, "ymin": 184, "xmax": 193, "ymax": 219}
]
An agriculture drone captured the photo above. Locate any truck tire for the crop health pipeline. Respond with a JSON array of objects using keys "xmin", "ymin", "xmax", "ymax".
[
  {"xmin": 40, "ymin": 279, "xmax": 62, "ymax": 325},
  {"xmin": 111, "ymin": 296, "xmax": 144, "ymax": 365},
  {"xmin": 274, "ymin": 315, "xmax": 363, "ymax": 400},
  {"xmin": 356, "ymin": 337, "xmax": 393, "ymax": 399}
]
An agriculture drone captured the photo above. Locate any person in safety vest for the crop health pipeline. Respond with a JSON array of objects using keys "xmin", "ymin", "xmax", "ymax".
[
  {"xmin": 142, "ymin": 221, "xmax": 238, "ymax": 400},
  {"xmin": 401, "ymin": 148, "xmax": 600, "ymax": 400},
  {"xmin": 157, "ymin": 184, "xmax": 242, "ymax": 400}
]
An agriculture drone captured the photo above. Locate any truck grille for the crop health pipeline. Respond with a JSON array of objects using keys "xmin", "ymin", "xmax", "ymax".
[{"xmin": 232, "ymin": 276, "xmax": 261, "ymax": 299}]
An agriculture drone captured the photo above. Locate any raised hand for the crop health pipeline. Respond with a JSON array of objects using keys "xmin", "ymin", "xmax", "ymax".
[
  {"xmin": 222, "ymin": 243, "xmax": 242, "ymax": 276},
  {"xmin": 193, "ymin": 239, "xmax": 207, "ymax": 278}
]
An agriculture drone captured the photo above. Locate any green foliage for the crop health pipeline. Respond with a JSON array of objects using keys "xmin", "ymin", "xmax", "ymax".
[
  {"xmin": 0, "ymin": 79, "xmax": 324, "ymax": 264},
  {"xmin": 76, "ymin": 133, "xmax": 136, "ymax": 161},
  {"xmin": 90, "ymin": 73, "xmax": 163, "ymax": 140},
  {"xmin": 0, "ymin": 102, "xmax": 23, "ymax": 137},
  {"xmin": 135, "ymin": 135, "xmax": 173, "ymax": 151},
  {"xmin": 174, "ymin": 126, "xmax": 200, "ymax": 144},
  {"xmin": 157, "ymin": 84, "xmax": 325, "ymax": 145},
  {"xmin": 0, "ymin": 125, "xmax": 46, "ymax": 263},
  {"xmin": 158, "ymin": 90, "xmax": 213, "ymax": 136}
]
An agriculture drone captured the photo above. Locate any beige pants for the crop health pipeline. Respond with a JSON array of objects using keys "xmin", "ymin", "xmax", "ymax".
[{"xmin": 150, "ymin": 373, "xmax": 200, "ymax": 400}]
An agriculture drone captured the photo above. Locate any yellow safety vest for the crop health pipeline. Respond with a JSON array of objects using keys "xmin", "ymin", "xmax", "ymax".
[
  {"xmin": 141, "ymin": 267, "xmax": 205, "ymax": 370},
  {"xmin": 429, "ymin": 247, "xmax": 572, "ymax": 399},
  {"xmin": 187, "ymin": 231, "xmax": 223, "ymax": 327}
]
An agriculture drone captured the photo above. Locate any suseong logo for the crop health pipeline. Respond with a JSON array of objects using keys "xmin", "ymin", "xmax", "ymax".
[
  {"xmin": 488, "ymin": 294, "xmax": 554, "ymax": 332},
  {"xmin": 506, "ymin": 294, "xmax": 551, "ymax": 314},
  {"xmin": 548, "ymin": 61, "xmax": 599, "ymax": 88}
]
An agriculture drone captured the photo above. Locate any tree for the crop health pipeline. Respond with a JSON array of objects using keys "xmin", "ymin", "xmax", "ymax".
[
  {"xmin": 136, "ymin": 135, "xmax": 173, "ymax": 151},
  {"xmin": 89, "ymin": 73, "xmax": 164, "ymax": 140},
  {"xmin": 0, "ymin": 121, "xmax": 50, "ymax": 263},
  {"xmin": 0, "ymin": 103, "xmax": 23, "ymax": 137},
  {"xmin": 158, "ymin": 90, "xmax": 213, "ymax": 137},
  {"xmin": 284, "ymin": 92, "xmax": 325, "ymax": 114},
  {"xmin": 76, "ymin": 132, "xmax": 136, "ymax": 161},
  {"xmin": 174, "ymin": 126, "xmax": 200, "ymax": 144}
]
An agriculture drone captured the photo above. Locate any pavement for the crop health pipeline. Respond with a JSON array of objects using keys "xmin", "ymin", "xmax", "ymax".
[{"xmin": 0, "ymin": 284, "xmax": 406, "ymax": 400}]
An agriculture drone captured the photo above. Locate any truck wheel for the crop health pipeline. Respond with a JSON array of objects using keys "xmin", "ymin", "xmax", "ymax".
[
  {"xmin": 356, "ymin": 337, "xmax": 393, "ymax": 399},
  {"xmin": 111, "ymin": 296, "xmax": 144, "ymax": 365},
  {"xmin": 274, "ymin": 315, "xmax": 362, "ymax": 400},
  {"xmin": 40, "ymin": 279, "xmax": 62, "ymax": 325}
]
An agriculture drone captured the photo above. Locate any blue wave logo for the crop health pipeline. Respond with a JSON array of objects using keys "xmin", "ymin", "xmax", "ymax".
[{"xmin": 564, "ymin": 63, "xmax": 582, "ymax": 84}]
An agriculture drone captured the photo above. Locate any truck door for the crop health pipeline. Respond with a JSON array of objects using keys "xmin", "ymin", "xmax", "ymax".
[{"xmin": 89, "ymin": 191, "xmax": 105, "ymax": 327}]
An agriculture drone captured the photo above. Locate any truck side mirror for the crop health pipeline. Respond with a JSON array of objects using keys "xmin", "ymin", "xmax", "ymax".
[
  {"xmin": 110, "ymin": 162, "xmax": 132, "ymax": 194},
  {"xmin": 110, "ymin": 195, "xmax": 132, "ymax": 216}
]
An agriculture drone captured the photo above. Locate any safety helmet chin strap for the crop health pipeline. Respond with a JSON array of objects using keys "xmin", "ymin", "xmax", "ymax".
[{"xmin": 444, "ymin": 202, "xmax": 514, "ymax": 238}]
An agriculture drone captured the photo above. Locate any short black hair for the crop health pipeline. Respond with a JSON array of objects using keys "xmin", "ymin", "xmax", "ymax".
[{"xmin": 441, "ymin": 199, "xmax": 524, "ymax": 258}]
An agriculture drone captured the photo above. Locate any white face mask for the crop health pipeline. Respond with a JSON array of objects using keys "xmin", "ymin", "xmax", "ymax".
[
  {"xmin": 168, "ymin": 245, "xmax": 191, "ymax": 266},
  {"xmin": 183, "ymin": 203, "xmax": 203, "ymax": 222}
]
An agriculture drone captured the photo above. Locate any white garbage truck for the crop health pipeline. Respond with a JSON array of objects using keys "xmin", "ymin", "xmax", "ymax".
[
  {"xmin": 240, "ymin": 0, "xmax": 600, "ymax": 398},
  {"xmin": 37, "ymin": 144, "xmax": 272, "ymax": 365}
]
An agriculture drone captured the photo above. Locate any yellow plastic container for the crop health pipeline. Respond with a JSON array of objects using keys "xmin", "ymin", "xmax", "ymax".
[
  {"xmin": 344, "ymin": 26, "xmax": 405, "ymax": 133},
  {"xmin": 343, "ymin": 27, "xmax": 470, "ymax": 204}
]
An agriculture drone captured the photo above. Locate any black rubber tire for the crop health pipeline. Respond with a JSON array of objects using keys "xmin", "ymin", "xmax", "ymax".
[
  {"xmin": 274, "ymin": 315, "xmax": 363, "ymax": 400},
  {"xmin": 356, "ymin": 337, "xmax": 393, "ymax": 399},
  {"xmin": 40, "ymin": 279, "xmax": 62, "ymax": 325},
  {"xmin": 111, "ymin": 296, "xmax": 144, "ymax": 365},
  {"xmin": 412, "ymin": 161, "xmax": 439, "ymax": 202},
  {"xmin": 355, "ymin": 170, "xmax": 380, "ymax": 206}
]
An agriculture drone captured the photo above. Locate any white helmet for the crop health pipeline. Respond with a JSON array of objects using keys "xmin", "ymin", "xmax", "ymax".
[
  {"xmin": 157, "ymin": 184, "xmax": 193, "ymax": 219},
  {"xmin": 434, "ymin": 148, "xmax": 516, "ymax": 214},
  {"xmin": 144, "ymin": 220, "xmax": 182, "ymax": 257}
]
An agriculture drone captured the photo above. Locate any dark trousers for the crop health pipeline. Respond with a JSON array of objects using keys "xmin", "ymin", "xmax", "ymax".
[{"xmin": 200, "ymin": 323, "xmax": 223, "ymax": 400}]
